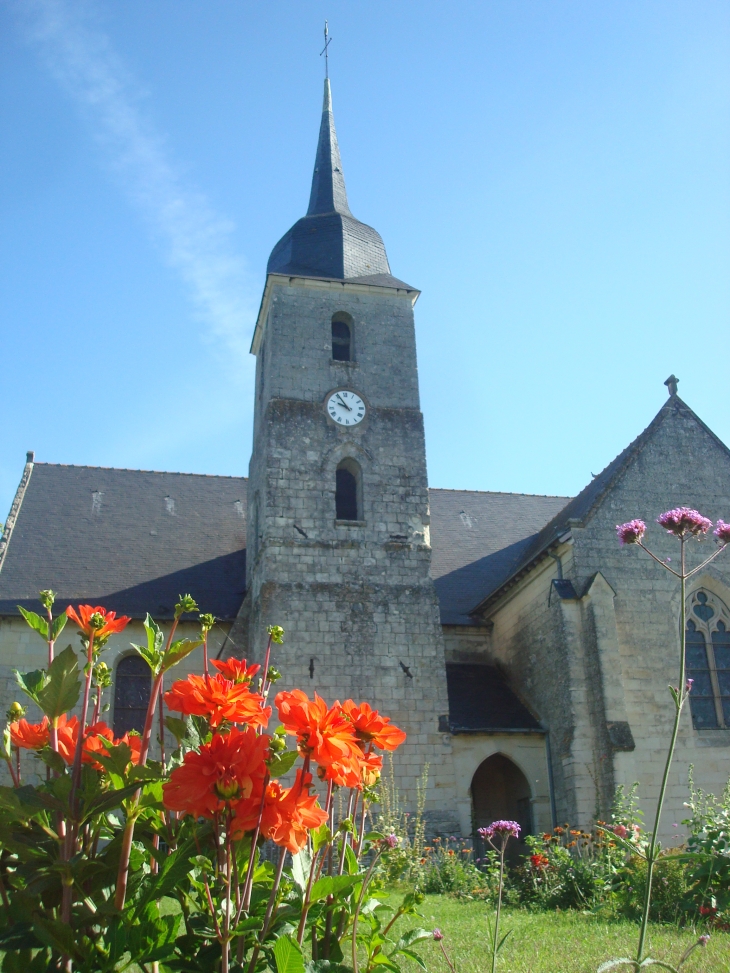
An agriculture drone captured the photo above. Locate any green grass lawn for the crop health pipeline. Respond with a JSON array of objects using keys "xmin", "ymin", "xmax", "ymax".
[{"xmin": 407, "ymin": 896, "xmax": 729, "ymax": 973}]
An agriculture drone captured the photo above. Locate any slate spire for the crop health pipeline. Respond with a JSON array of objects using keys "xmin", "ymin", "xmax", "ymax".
[{"xmin": 307, "ymin": 79, "xmax": 352, "ymax": 217}]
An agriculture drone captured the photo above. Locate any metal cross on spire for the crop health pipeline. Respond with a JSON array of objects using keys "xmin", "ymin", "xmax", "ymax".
[{"xmin": 320, "ymin": 20, "xmax": 332, "ymax": 78}]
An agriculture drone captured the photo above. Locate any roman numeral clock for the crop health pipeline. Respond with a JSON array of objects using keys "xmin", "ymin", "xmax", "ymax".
[{"xmin": 326, "ymin": 389, "xmax": 366, "ymax": 426}]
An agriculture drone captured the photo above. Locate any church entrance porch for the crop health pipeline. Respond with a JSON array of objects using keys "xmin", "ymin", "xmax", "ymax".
[{"xmin": 449, "ymin": 734, "xmax": 553, "ymax": 841}]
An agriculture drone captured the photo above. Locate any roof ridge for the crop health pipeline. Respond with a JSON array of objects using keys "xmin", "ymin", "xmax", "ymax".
[
  {"xmin": 0, "ymin": 454, "xmax": 35, "ymax": 574},
  {"xmin": 33, "ymin": 462, "xmax": 248, "ymax": 480},
  {"xmin": 428, "ymin": 487, "xmax": 573, "ymax": 500},
  {"xmin": 467, "ymin": 394, "xmax": 716, "ymax": 616}
]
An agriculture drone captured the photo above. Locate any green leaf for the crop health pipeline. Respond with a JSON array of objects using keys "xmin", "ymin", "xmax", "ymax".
[
  {"xmin": 38, "ymin": 747, "xmax": 67, "ymax": 774},
  {"xmin": 341, "ymin": 843, "xmax": 358, "ymax": 876},
  {"xmin": 268, "ymin": 749, "xmax": 300, "ymax": 778},
  {"xmin": 162, "ymin": 637, "xmax": 204, "ymax": 672},
  {"xmin": 31, "ymin": 916, "xmax": 80, "ymax": 960},
  {"xmin": 291, "ymin": 847, "xmax": 312, "ymax": 893},
  {"xmin": 18, "ymin": 607, "xmax": 48, "ymax": 640},
  {"xmin": 92, "ymin": 739, "xmax": 133, "ymax": 778},
  {"xmin": 51, "ymin": 613, "xmax": 68, "ymax": 641},
  {"xmin": 274, "ymin": 934, "xmax": 306, "ymax": 973},
  {"xmin": 312, "ymin": 823, "xmax": 332, "ymax": 853},
  {"xmin": 165, "ymin": 716, "xmax": 189, "ymax": 743},
  {"xmin": 309, "ymin": 875, "xmax": 359, "ymax": 903},
  {"xmin": 393, "ymin": 949, "xmax": 427, "ymax": 972},
  {"xmin": 36, "ymin": 645, "xmax": 80, "ymax": 719},
  {"xmin": 133, "ymin": 844, "xmax": 196, "ymax": 918},
  {"xmin": 14, "ymin": 667, "xmax": 48, "ymax": 704},
  {"xmin": 392, "ymin": 929, "xmax": 432, "ymax": 952}
]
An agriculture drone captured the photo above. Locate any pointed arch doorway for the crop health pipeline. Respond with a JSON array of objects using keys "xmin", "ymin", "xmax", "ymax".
[{"xmin": 471, "ymin": 753, "xmax": 532, "ymax": 854}]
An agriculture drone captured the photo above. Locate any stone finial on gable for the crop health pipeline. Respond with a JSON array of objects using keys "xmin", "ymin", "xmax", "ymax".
[{"xmin": 664, "ymin": 374, "xmax": 679, "ymax": 397}]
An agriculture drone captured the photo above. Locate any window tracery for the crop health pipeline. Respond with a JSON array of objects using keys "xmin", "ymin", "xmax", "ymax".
[{"xmin": 686, "ymin": 589, "xmax": 730, "ymax": 730}]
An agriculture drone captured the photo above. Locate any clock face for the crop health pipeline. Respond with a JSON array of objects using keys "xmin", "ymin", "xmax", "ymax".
[{"xmin": 326, "ymin": 390, "xmax": 366, "ymax": 427}]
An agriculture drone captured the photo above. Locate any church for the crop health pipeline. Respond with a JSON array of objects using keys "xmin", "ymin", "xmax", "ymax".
[{"xmin": 1, "ymin": 79, "xmax": 729, "ymax": 842}]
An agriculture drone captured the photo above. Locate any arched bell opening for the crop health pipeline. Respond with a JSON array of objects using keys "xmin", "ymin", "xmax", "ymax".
[{"xmin": 471, "ymin": 753, "xmax": 532, "ymax": 859}]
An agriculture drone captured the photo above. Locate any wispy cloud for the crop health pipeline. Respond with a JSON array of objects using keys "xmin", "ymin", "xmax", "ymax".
[{"xmin": 14, "ymin": 0, "xmax": 255, "ymax": 370}]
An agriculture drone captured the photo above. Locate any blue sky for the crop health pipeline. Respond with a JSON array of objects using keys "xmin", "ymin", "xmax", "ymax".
[{"xmin": 1, "ymin": 0, "xmax": 729, "ymax": 522}]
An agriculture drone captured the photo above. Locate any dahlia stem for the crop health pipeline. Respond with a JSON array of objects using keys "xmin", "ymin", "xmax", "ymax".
[
  {"xmin": 351, "ymin": 848, "xmax": 382, "ymax": 973},
  {"xmin": 71, "ymin": 631, "xmax": 95, "ymax": 793},
  {"xmin": 636, "ymin": 538, "xmax": 687, "ymax": 963},
  {"xmin": 240, "ymin": 773, "xmax": 270, "ymax": 915},
  {"xmin": 246, "ymin": 845, "xmax": 287, "ymax": 973},
  {"xmin": 203, "ymin": 629, "xmax": 209, "ymax": 675},
  {"xmin": 114, "ymin": 668, "xmax": 164, "ymax": 911},
  {"xmin": 296, "ymin": 780, "xmax": 333, "ymax": 946}
]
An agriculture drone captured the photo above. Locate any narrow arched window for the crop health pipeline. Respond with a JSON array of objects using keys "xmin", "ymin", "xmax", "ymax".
[
  {"xmin": 686, "ymin": 621, "xmax": 717, "ymax": 728},
  {"xmin": 113, "ymin": 655, "xmax": 151, "ymax": 736},
  {"xmin": 332, "ymin": 320, "xmax": 351, "ymax": 361},
  {"xmin": 336, "ymin": 459, "xmax": 360, "ymax": 521},
  {"xmin": 686, "ymin": 590, "xmax": 730, "ymax": 729}
]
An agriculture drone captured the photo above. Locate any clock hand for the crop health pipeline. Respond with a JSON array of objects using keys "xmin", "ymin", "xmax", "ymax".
[{"xmin": 336, "ymin": 394, "xmax": 352, "ymax": 411}]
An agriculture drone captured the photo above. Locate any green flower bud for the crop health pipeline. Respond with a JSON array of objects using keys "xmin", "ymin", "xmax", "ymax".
[
  {"xmin": 199, "ymin": 613, "xmax": 216, "ymax": 633},
  {"xmin": 38, "ymin": 590, "xmax": 56, "ymax": 610},
  {"xmin": 268, "ymin": 734, "xmax": 287, "ymax": 754},
  {"xmin": 267, "ymin": 625, "xmax": 284, "ymax": 644},
  {"xmin": 267, "ymin": 666, "xmax": 282, "ymax": 683},
  {"xmin": 175, "ymin": 594, "xmax": 199, "ymax": 619},
  {"xmin": 89, "ymin": 612, "xmax": 106, "ymax": 631}
]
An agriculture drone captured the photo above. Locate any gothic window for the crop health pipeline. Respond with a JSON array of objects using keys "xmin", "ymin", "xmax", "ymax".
[
  {"xmin": 686, "ymin": 590, "xmax": 730, "ymax": 730},
  {"xmin": 331, "ymin": 318, "xmax": 352, "ymax": 361},
  {"xmin": 335, "ymin": 458, "xmax": 360, "ymax": 521},
  {"xmin": 113, "ymin": 655, "xmax": 151, "ymax": 737}
]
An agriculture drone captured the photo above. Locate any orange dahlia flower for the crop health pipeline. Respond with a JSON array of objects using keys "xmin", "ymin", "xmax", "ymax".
[
  {"xmin": 66, "ymin": 605, "xmax": 131, "ymax": 642},
  {"xmin": 275, "ymin": 690, "xmax": 361, "ymax": 776},
  {"xmin": 211, "ymin": 658, "xmax": 260, "ymax": 685},
  {"xmin": 233, "ymin": 770, "xmax": 327, "ymax": 853},
  {"xmin": 162, "ymin": 726, "xmax": 270, "ymax": 819},
  {"xmin": 10, "ymin": 717, "xmax": 50, "ymax": 750},
  {"xmin": 164, "ymin": 673, "xmax": 271, "ymax": 729},
  {"xmin": 341, "ymin": 700, "xmax": 406, "ymax": 751},
  {"xmin": 56, "ymin": 717, "xmax": 114, "ymax": 771}
]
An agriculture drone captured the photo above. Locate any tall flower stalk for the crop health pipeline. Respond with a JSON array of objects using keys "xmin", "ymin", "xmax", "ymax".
[
  {"xmin": 608, "ymin": 510, "xmax": 729, "ymax": 968},
  {"xmin": 478, "ymin": 820, "xmax": 520, "ymax": 973}
]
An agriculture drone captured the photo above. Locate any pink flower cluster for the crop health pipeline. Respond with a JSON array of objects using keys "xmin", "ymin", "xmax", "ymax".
[
  {"xmin": 657, "ymin": 507, "xmax": 712, "ymax": 537},
  {"xmin": 617, "ymin": 510, "xmax": 730, "ymax": 547},
  {"xmin": 478, "ymin": 819, "xmax": 521, "ymax": 841},
  {"xmin": 616, "ymin": 520, "xmax": 646, "ymax": 545},
  {"xmin": 715, "ymin": 520, "xmax": 730, "ymax": 544}
]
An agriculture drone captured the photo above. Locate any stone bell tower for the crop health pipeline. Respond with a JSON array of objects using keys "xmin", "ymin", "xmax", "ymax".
[{"xmin": 236, "ymin": 79, "xmax": 456, "ymax": 825}]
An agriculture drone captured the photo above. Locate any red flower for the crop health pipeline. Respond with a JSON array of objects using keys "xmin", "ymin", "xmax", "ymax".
[
  {"xmin": 530, "ymin": 853, "xmax": 550, "ymax": 870},
  {"xmin": 164, "ymin": 673, "xmax": 271, "ymax": 729},
  {"xmin": 233, "ymin": 770, "xmax": 327, "ymax": 853},
  {"xmin": 10, "ymin": 717, "xmax": 50, "ymax": 750},
  {"xmin": 211, "ymin": 658, "xmax": 261, "ymax": 685},
  {"xmin": 341, "ymin": 700, "xmax": 406, "ymax": 751},
  {"xmin": 162, "ymin": 727, "xmax": 270, "ymax": 819},
  {"xmin": 66, "ymin": 605, "xmax": 131, "ymax": 642},
  {"xmin": 56, "ymin": 717, "xmax": 114, "ymax": 771},
  {"xmin": 275, "ymin": 690, "xmax": 361, "ymax": 776}
]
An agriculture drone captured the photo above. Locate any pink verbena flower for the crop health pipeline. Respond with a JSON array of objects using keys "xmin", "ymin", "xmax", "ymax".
[
  {"xmin": 616, "ymin": 520, "xmax": 646, "ymax": 545},
  {"xmin": 714, "ymin": 520, "xmax": 730, "ymax": 544},
  {"xmin": 698, "ymin": 934, "xmax": 710, "ymax": 946},
  {"xmin": 433, "ymin": 929, "xmax": 444, "ymax": 941},
  {"xmin": 657, "ymin": 507, "xmax": 712, "ymax": 538},
  {"xmin": 479, "ymin": 820, "xmax": 521, "ymax": 851}
]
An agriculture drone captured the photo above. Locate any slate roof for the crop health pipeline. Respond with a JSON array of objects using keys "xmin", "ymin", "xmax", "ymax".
[
  {"xmin": 267, "ymin": 79, "xmax": 414, "ymax": 288},
  {"xmin": 428, "ymin": 489, "xmax": 571, "ymax": 625},
  {"xmin": 0, "ymin": 463, "xmax": 248, "ymax": 620},
  {"xmin": 469, "ymin": 394, "xmax": 730, "ymax": 615},
  {"xmin": 445, "ymin": 664, "xmax": 542, "ymax": 732}
]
